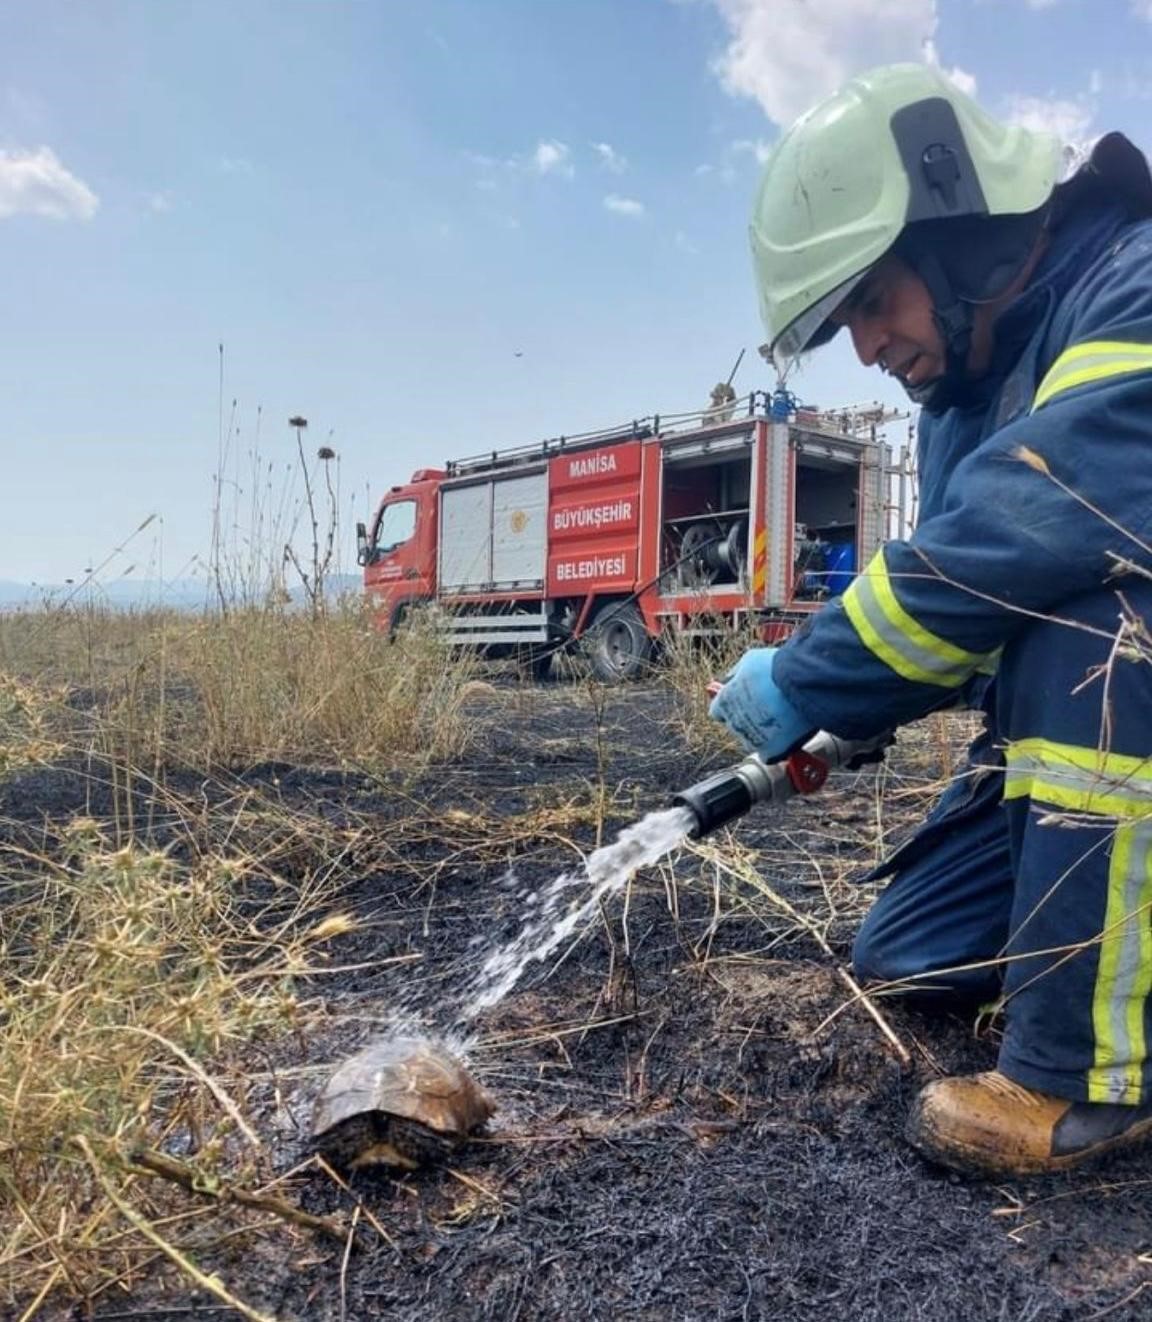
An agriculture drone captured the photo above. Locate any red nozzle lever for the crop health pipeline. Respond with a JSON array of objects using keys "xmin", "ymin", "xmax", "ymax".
[{"xmin": 784, "ymin": 747, "xmax": 830, "ymax": 794}]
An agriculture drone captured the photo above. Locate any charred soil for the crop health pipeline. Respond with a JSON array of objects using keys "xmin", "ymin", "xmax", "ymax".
[{"xmin": 5, "ymin": 681, "xmax": 1152, "ymax": 1322}]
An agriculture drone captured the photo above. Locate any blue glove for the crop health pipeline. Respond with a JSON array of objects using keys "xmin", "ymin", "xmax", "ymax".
[{"xmin": 708, "ymin": 646, "xmax": 813, "ymax": 761}]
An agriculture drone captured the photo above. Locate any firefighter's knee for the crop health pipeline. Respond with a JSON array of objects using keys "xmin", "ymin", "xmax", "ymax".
[{"xmin": 852, "ymin": 909, "xmax": 1001, "ymax": 1006}]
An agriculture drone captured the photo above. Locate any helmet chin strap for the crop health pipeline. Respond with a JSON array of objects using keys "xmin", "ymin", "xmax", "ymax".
[{"xmin": 900, "ymin": 247, "xmax": 974, "ymax": 412}]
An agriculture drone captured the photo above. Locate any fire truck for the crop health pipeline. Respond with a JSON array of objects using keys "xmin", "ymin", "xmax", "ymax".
[{"xmin": 357, "ymin": 391, "xmax": 908, "ymax": 680}]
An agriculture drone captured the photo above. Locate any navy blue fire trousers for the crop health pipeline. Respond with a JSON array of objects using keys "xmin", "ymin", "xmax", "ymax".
[{"xmin": 852, "ymin": 579, "xmax": 1152, "ymax": 1105}]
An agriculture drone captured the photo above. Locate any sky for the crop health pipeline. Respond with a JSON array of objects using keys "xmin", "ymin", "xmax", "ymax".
[{"xmin": 3, "ymin": 0, "xmax": 1152, "ymax": 586}]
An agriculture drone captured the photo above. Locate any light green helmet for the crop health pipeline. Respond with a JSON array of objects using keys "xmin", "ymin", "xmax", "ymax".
[{"xmin": 751, "ymin": 63, "xmax": 1064, "ymax": 371}]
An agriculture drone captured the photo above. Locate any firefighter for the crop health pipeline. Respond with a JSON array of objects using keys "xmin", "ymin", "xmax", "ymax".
[
  {"xmin": 705, "ymin": 380, "xmax": 737, "ymax": 424},
  {"xmin": 711, "ymin": 63, "xmax": 1152, "ymax": 1175}
]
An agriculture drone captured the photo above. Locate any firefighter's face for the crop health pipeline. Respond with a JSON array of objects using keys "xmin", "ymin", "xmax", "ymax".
[{"xmin": 830, "ymin": 255, "xmax": 946, "ymax": 390}]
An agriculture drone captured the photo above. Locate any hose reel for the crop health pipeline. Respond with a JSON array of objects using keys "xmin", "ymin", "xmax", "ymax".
[{"xmin": 677, "ymin": 518, "xmax": 747, "ymax": 587}]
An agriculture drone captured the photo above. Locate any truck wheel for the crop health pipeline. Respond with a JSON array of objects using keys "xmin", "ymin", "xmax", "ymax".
[{"xmin": 585, "ymin": 602, "xmax": 653, "ymax": 683}]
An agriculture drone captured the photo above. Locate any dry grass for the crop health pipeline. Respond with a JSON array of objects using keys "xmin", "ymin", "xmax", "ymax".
[
  {"xmin": 0, "ymin": 672, "xmax": 67, "ymax": 773},
  {"xmin": 0, "ymin": 442, "xmax": 1141, "ymax": 1315},
  {"xmin": 0, "ymin": 598, "xmax": 490, "ymax": 1315},
  {"xmin": 0, "ymin": 599, "xmax": 479, "ymax": 774},
  {"xmin": 0, "ymin": 816, "xmax": 358, "ymax": 1317},
  {"xmin": 658, "ymin": 611, "xmax": 764, "ymax": 756}
]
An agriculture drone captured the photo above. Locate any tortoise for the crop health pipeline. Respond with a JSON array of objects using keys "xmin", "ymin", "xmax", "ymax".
[{"xmin": 311, "ymin": 1035, "xmax": 494, "ymax": 1170}]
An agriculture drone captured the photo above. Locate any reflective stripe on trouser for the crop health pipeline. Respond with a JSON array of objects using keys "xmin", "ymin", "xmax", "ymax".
[
  {"xmin": 995, "ymin": 578, "xmax": 1152, "ymax": 1104},
  {"xmin": 1003, "ymin": 740, "xmax": 1152, "ymax": 1102},
  {"xmin": 841, "ymin": 550, "xmax": 995, "ymax": 688}
]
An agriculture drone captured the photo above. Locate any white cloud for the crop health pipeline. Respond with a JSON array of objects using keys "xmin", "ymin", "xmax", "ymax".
[
  {"xmin": 1132, "ymin": 0, "xmax": 1152, "ymax": 20},
  {"xmin": 604, "ymin": 194, "xmax": 645, "ymax": 217},
  {"xmin": 469, "ymin": 141, "xmax": 575, "ymax": 189},
  {"xmin": 466, "ymin": 151, "xmax": 503, "ymax": 190},
  {"xmin": 593, "ymin": 141, "xmax": 628, "ymax": 173},
  {"xmin": 710, "ymin": 0, "xmax": 944, "ymax": 127},
  {"xmin": 147, "ymin": 191, "xmax": 173, "ymax": 214},
  {"xmin": 696, "ymin": 139, "xmax": 776, "ymax": 187},
  {"xmin": 1002, "ymin": 92, "xmax": 1095, "ymax": 142},
  {"xmin": 922, "ymin": 37, "xmax": 977, "ymax": 97},
  {"xmin": 533, "ymin": 139, "xmax": 573, "ymax": 177},
  {"xmin": 674, "ymin": 230, "xmax": 699, "ymax": 254},
  {"xmin": 0, "ymin": 146, "xmax": 98, "ymax": 221},
  {"xmin": 730, "ymin": 137, "xmax": 773, "ymax": 164}
]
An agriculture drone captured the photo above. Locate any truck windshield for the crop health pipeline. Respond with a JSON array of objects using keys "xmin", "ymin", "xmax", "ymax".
[{"xmin": 374, "ymin": 500, "xmax": 416, "ymax": 552}]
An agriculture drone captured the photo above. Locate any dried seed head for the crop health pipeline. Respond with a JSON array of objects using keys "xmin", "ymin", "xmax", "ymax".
[{"xmin": 1014, "ymin": 445, "xmax": 1051, "ymax": 476}]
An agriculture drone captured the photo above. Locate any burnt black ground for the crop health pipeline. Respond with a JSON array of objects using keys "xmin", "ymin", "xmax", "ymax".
[{"xmin": 6, "ymin": 681, "xmax": 1152, "ymax": 1321}]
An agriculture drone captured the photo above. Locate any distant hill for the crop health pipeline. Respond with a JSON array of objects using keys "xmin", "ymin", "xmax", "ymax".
[{"xmin": 0, "ymin": 574, "xmax": 363, "ymax": 612}]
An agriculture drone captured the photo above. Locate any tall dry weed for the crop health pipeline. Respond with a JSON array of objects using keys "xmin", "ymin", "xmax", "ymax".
[
  {"xmin": 0, "ymin": 599, "xmax": 478, "ymax": 774},
  {"xmin": 659, "ymin": 610, "xmax": 763, "ymax": 756}
]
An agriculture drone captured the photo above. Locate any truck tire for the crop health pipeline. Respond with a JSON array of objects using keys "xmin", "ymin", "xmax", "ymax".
[{"xmin": 585, "ymin": 602, "xmax": 653, "ymax": 683}]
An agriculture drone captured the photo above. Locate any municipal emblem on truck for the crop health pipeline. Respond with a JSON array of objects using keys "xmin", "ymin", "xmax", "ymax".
[{"xmin": 509, "ymin": 510, "xmax": 528, "ymax": 533}]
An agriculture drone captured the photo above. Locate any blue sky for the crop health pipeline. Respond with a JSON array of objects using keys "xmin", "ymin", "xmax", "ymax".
[{"xmin": 3, "ymin": 0, "xmax": 1151, "ymax": 585}]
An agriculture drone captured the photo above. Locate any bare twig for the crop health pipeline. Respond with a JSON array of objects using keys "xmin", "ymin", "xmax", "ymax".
[
  {"xmin": 127, "ymin": 1148, "xmax": 349, "ymax": 1245},
  {"xmin": 75, "ymin": 1137, "xmax": 280, "ymax": 1322},
  {"xmin": 88, "ymin": 1025, "xmax": 262, "ymax": 1154},
  {"xmin": 688, "ymin": 839, "xmax": 912, "ymax": 1067}
]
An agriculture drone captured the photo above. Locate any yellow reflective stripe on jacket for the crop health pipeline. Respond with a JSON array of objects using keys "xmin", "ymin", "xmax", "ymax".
[
  {"xmin": 1032, "ymin": 339, "xmax": 1152, "ymax": 412},
  {"xmin": 1004, "ymin": 737, "xmax": 1152, "ymax": 817},
  {"xmin": 1004, "ymin": 738, "xmax": 1152, "ymax": 1104},
  {"xmin": 841, "ymin": 550, "xmax": 992, "ymax": 688}
]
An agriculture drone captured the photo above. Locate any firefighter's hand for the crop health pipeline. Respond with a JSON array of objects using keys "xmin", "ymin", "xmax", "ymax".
[{"xmin": 708, "ymin": 647, "xmax": 812, "ymax": 762}]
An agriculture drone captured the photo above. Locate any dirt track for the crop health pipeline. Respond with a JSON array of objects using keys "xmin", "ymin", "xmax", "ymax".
[{"xmin": 8, "ymin": 680, "xmax": 1152, "ymax": 1321}]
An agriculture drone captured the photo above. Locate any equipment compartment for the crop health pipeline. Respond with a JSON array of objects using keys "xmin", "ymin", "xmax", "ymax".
[
  {"xmin": 793, "ymin": 453, "xmax": 860, "ymax": 601},
  {"xmin": 659, "ymin": 431, "xmax": 753, "ymax": 592}
]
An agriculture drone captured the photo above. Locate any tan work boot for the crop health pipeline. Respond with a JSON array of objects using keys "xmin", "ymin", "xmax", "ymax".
[{"xmin": 907, "ymin": 1070, "xmax": 1152, "ymax": 1176}]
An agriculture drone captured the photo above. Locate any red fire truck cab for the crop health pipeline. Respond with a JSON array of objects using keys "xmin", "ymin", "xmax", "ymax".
[{"xmin": 358, "ymin": 392, "xmax": 905, "ymax": 680}]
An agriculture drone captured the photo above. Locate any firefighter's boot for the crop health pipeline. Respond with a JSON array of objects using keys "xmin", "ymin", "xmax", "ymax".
[{"xmin": 907, "ymin": 1071, "xmax": 1152, "ymax": 1175}]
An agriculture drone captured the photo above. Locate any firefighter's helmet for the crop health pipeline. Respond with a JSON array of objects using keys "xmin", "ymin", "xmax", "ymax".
[{"xmin": 750, "ymin": 64, "xmax": 1064, "ymax": 385}]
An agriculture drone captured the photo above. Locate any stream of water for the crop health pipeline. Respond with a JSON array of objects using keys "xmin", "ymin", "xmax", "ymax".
[{"xmin": 450, "ymin": 805, "xmax": 695, "ymax": 1028}]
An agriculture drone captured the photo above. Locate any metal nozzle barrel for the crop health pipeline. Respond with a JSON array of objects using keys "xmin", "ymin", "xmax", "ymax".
[{"xmin": 672, "ymin": 730, "xmax": 893, "ymax": 840}]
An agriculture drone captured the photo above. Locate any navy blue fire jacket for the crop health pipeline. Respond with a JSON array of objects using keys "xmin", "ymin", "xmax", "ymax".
[{"xmin": 773, "ymin": 197, "xmax": 1152, "ymax": 739}]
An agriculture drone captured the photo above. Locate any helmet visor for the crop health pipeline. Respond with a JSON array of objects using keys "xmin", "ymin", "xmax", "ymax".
[{"xmin": 770, "ymin": 269, "xmax": 869, "ymax": 374}]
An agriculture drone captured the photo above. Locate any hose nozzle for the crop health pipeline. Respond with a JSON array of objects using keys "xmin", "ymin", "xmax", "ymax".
[
  {"xmin": 672, "ymin": 730, "xmax": 892, "ymax": 840},
  {"xmin": 672, "ymin": 756, "xmax": 781, "ymax": 839}
]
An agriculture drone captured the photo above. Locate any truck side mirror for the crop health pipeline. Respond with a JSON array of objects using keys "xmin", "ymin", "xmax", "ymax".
[{"xmin": 356, "ymin": 521, "xmax": 372, "ymax": 567}]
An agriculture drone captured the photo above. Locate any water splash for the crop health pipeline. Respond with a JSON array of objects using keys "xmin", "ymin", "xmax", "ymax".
[{"xmin": 452, "ymin": 805, "xmax": 694, "ymax": 1027}]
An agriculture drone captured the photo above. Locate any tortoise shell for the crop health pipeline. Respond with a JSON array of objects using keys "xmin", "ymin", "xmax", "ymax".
[{"xmin": 311, "ymin": 1036, "xmax": 494, "ymax": 1170}]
